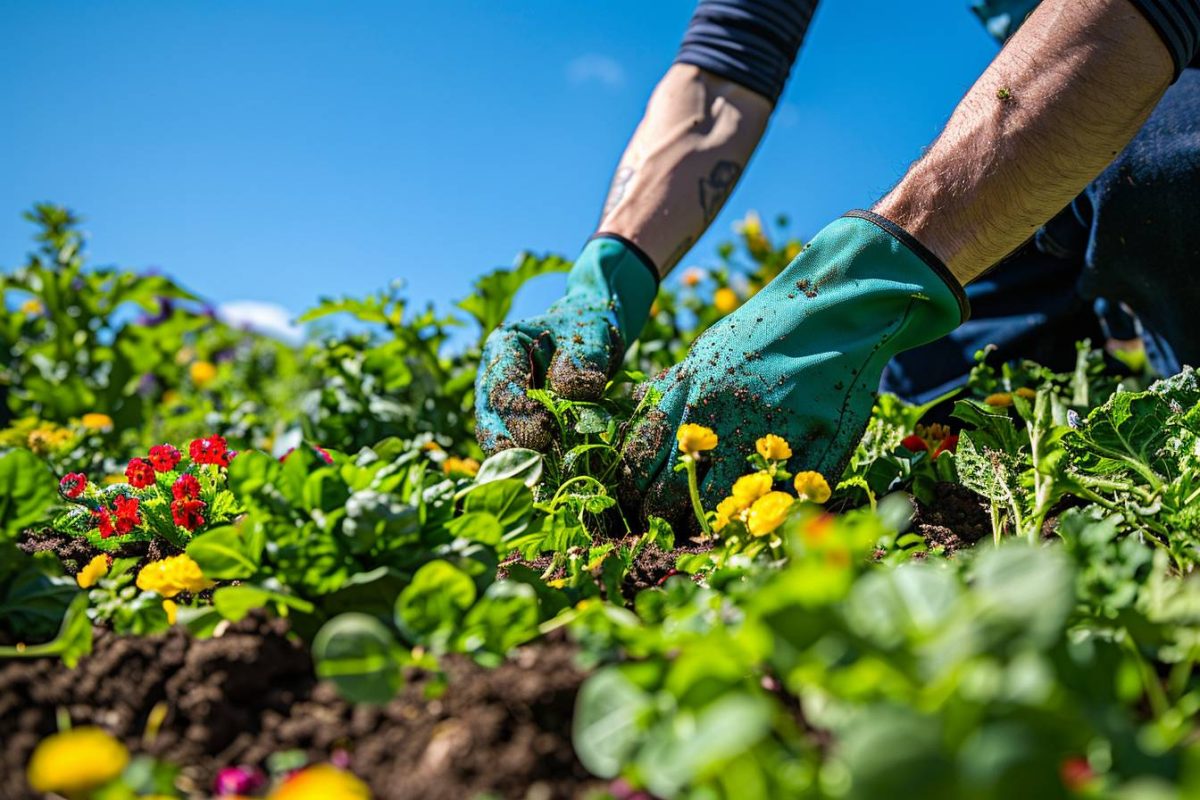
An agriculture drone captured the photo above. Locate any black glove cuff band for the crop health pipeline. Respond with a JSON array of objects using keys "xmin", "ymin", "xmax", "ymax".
[{"xmin": 843, "ymin": 209, "xmax": 972, "ymax": 324}]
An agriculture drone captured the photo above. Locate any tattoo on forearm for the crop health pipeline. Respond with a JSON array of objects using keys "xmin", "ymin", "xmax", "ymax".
[
  {"xmin": 698, "ymin": 160, "xmax": 742, "ymax": 223},
  {"xmin": 602, "ymin": 166, "xmax": 635, "ymax": 217},
  {"xmin": 664, "ymin": 235, "xmax": 696, "ymax": 270}
]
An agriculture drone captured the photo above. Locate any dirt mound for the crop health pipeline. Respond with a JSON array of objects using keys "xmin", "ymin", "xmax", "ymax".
[{"xmin": 0, "ymin": 614, "xmax": 599, "ymax": 800}]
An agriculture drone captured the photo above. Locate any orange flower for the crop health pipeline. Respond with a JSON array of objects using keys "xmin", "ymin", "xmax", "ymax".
[
  {"xmin": 443, "ymin": 456, "xmax": 480, "ymax": 478},
  {"xmin": 984, "ymin": 392, "xmax": 1013, "ymax": 408}
]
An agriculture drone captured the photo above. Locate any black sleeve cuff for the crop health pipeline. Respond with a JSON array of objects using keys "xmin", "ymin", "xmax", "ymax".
[
  {"xmin": 1128, "ymin": 0, "xmax": 1200, "ymax": 79},
  {"xmin": 673, "ymin": 0, "xmax": 817, "ymax": 105}
]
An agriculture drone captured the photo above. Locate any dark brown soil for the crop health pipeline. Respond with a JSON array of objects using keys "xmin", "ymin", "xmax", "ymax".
[
  {"xmin": 17, "ymin": 528, "xmax": 181, "ymax": 575},
  {"xmin": 0, "ymin": 614, "xmax": 600, "ymax": 800},
  {"xmin": 912, "ymin": 482, "xmax": 992, "ymax": 554},
  {"xmin": 621, "ymin": 543, "xmax": 709, "ymax": 595}
]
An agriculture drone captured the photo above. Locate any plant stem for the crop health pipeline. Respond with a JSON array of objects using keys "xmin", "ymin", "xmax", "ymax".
[{"xmin": 684, "ymin": 457, "xmax": 713, "ymax": 540}]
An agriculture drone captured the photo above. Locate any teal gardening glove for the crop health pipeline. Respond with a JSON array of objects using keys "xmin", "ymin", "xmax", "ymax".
[
  {"xmin": 622, "ymin": 211, "xmax": 969, "ymax": 523},
  {"xmin": 476, "ymin": 235, "xmax": 658, "ymax": 453}
]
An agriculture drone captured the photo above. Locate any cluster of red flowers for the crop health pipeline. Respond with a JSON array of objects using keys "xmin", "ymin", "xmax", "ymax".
[
  {"xmin": 190, "ymin": 435, "xmax": 232, "ymax": 467},
  {"xmin": 59, "ymin": 473, "xmax": 86, "ymax": 499},
  {"xmin": 170, "ymin": 473, "xmax": 206, "ymax": 531},
  {"xmin": 900, "ymin": 433, "xmax": 959, "ymax": 460},
  {"xmin": 93, "ymin": 495, "xmax": 141, "ymax": 539}
]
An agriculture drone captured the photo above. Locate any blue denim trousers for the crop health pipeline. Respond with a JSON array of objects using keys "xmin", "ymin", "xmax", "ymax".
[{"xmin": 881, "ymin": 68, "xmax": 1200, "ymax": 404}]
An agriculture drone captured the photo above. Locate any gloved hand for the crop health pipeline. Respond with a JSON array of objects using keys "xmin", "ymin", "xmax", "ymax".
[
  {"xmin": 475, "ymin": 235, "xmax": 658, "ymax": 453},
  {"xmin": 620, "ymin": 211, "xmax": 969, "ymax": 523}
]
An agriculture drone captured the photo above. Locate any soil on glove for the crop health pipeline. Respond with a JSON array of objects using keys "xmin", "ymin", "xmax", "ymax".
[{"xmin": 0, "ymin": 614, "xmax": 599, "ymax": 800}]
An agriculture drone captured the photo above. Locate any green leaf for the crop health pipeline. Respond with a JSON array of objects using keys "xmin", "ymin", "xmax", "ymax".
[
  {"xmin": 0, "ymin": 449, "xmax": 58, "ymax": 541},
  {"xmin": 456, "ymin": 581, "xmax": 540, "ymax": 656},
  {"xmin": 456, "ymin": 252, "xmax": 570, "ymax": 337},
  {"xmin": 474, "ymin": 447, "xmax": 544, "ymax": 488},
  {"xmin": 463, "ymin": 479, "xmax": 533, "ymax": 538},
  {"xmin": 186, "ymin": 525, "xmax": 261, "ymax": 579},
  {"xmin": 213, "ymin": 584, "xmax": 314, "ymax": 622},
  {"xmin": 445, "ymin": 511, "xmax": 504, "ymax": 547},
  {"xmin": 572, "ymin": 666, "xmax": 655, "ymax": 778},
  {"xmin": 0, "ymin": 591, "xmax": 93, "ymax": 667},
  {"xmin": 394, "ymin": 560, "xmax": 477, "ymax": 645},
  {"xmin": 312, "ymin": 613, "xmax": 405, "ymax": 705}
]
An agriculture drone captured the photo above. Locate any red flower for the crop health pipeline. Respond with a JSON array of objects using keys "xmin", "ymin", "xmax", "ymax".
[
  {"xmin": 113, "ymin": 495, "xmax": 141, "ymax": 534},
  {"xmin": 190, "ymin": 435, "xmax": 229, "ymax": 466},
  {"xmin": 171, "ymin": 498, "xmax": 206, "ymax": 531},
  {"xmin": 93, "ymin": 506, "xmax": 115, "ymax": 539},
  {"xmin": 172, "ymin": 474, "xmax": 201, "ymax": 501},
  {"xmin": 60, "ymin": 473, "xmax": 87, "ymax": 499},
  {"xmin": 933, "ymin": 434, "xmax": 959, "ymax": 459},
  {"xmin": 1059, "ymin": 757, "xmax": 1094, "ymax": 791},
  {"xmin": 900, "ymin": 434, "xmax": 928, "ymax": 453},
  {"xmin": 148, "ymin": 443, "xmax": 181, "ymax": 472},
  {"xmin": 125, "ymin": 458, "xmax": 157, "ymax": 489}
]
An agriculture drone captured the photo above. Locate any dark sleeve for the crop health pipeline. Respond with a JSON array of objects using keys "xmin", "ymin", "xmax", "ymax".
[
  {"xmin": 673, "ymin": 0, "xmax": 817, "ymax": 105},
  {"xmin": 1127, "ymin": 0, "xmax": 1200, "ymax": 77}
]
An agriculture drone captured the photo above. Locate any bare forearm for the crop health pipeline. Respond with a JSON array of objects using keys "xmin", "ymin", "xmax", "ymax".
[
  {"xmin": 597, "ymin": 64, "xmax": 772, "ymax": 276},
  {"xmin": 875, "ymin": 0, "xmax": 1173, "ymax": 284}
]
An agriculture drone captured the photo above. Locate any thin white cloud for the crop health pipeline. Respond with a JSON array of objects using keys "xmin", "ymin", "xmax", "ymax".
[
  {"xmin": 218, "ymin": 300, "xmax": 304, "ymax": 345},
  {"xmin": 566, "ymin": 54, "xmax": 626, "ymax": 90}
]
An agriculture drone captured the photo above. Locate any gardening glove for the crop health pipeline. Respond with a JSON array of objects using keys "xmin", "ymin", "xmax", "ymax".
[
  {"xmin": 621, "ymin": 211, "xmax": 970, "ymax": 524},
  {"xmin": 475, "ymin": 235, "xmax": 658, "ymax": 453}
]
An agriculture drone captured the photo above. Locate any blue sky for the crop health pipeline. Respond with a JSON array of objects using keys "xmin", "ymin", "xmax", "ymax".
[{"xmin": 0, "ymin": 0, "xmax": 997, "ymax": 336}]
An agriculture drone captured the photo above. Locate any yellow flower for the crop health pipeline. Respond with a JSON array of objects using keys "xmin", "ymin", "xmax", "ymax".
[
  {"xmin": 682, "ymin": 267, "xmax": 705, "ymax": 287},
  {"xmin": 737, "ymin": 211, "xmax": 763, "ymax": 239},
  {"xmin": 731, "ymin": 472, "xmax": 773, "ymax": 506},
  {"xmin": 714, "ymin": 287, "xmax": 740, "ymax": 314},
  {"xmin": 1015, "ymin": 387, "xmax": 1037, "ymax": 400},
  {"xmin": 649, "ymin": 300, "xmax": 661, "ymax": 317},
  {"xmin": 676, "ymin": 424, "xmax": 718, "ymax": 457},
  {"xmin": 755, "ymin": 434, "xmax": 792, "ymax": 461},
  {"xmin": 443, "ymin": 456, "xmax": 480, "ymax": 478},
  {"xmin": 747, "ymin": 491, "xmax": 794, "ymax": 537},
  {"xmin": 80, "ymin": 413, "xmax": 114, "ymax": 432},
  {"xmin": 421, "ymin": 441, "xmax": 444, "ymax": 453},
  {"xmin": 26, "ymin": 727, "xmax": 129, "ymax": 794},
  {"xmin": 784, "ymin": 240, "xmax": 802, "ymax": 261},
  {"xmin": 269, "ymin": 764, "xmax": 372, "ymax": 800},
  {"xmin": 162, "ymin": 389, "xmax": 182, "ymax": 407},
  {"xmin": 77, "ymin": 555, "xmax": 110, "ymax": 589},
  {"xmin": 984, "ymin": 392, "xmax": 1013, "ymax": 408},
  {"xmin": 20, "ymin": 298, "xmax": 44, "ymax": 316},
  {"xmin": 793, "ymin": 471, "xmax": 832, "ymax": 504},
  {"xmin": 136, "ymin": 555, "xmax": 214, "ymax": 598},
  {"xmin": 190, "ymin": 360, "xmax": 217, "ymax": 388},
  {"xmin": 27, "ymin": 425, "xmax": 72, "ymax": 456},
  {"xmin": 162, "ymin": 599, "xmax": 178, "ymax": 625},
  {"xmin": 713, "ymin": 495, "xmax": 746, "ymax": 532}
]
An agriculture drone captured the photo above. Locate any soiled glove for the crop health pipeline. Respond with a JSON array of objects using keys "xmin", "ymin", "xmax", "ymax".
[
  {"xmin": 475, "ymin": 235, "xmax": 658, "ymax": 453},
  {"xmin": 621, "ymin": 211, "xmax": 969, "ymax": 522}
]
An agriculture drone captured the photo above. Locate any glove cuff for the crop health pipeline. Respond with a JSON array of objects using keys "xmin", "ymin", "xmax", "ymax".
[
  {"xmin": 843, "ymin": 210, "xmax": 971, "ymax": 324},
  {"xmin": 568, "ymin": 234, "xmax": 660, "ymax": 346}
]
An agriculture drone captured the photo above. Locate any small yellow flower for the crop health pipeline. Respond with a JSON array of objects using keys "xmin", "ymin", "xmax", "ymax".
[
  {"xmin": 77, "ymin": 555, "xmax": 110, "ymax": 589},
  {"xmin": 421, "ymin": 441, "xmax": 444, "ymax": 453},
  {"xmin": 190, "ymin": 360, "xmax": 218, "ymax": 388},
  {"xmin": 737, "ymin": 211, "xmax": 763, "ymax": 240},
  {"xmin": 731, "ymin": 472, "xmax": 773, "ymax": 506},
  {"xmin": 162, "ymin": 389, "xmax": 182, "ymax": 407},
  {"xmin": 649, "ymin": 300, "xmax": 662, "ymax": 317},
  {"xmin": 682, "ymin": 267, "xmax": 705, "ymax": 287},
  {"xmin": 676, "ymin": 424, "xmax": 718, "ymax": 457},
  {"xmin": 984, "ymin": 392, "xmax": 1013, "ymax": 407},
  {"xmin": 27, "ymin": 425, "xmax": 72, "ymax": 456},
  {"xmin": 755, "ymin": 434, "xmax": 792, "ymax": 461},
  {"xmin": 136, "ymin": 554, "xmax": 214, "ymax": 598},
  {"xmin": 20, "ymin": 298, "xmax": 44, "ymax": 316},
  {"xmin": 26, "ymin": 727, "xmax": 130, "ymax": 794},
  {"xmin": 747, "ymin": 491, "xmax": 794, "ymax": 537},
  {"xmin": 784, "ymin": 240, "xmax": 802, "ymax": 261},
  {"xmin": 162, "ymin": 599, "xmax": 178, "ymax": 625},
  {"xmin": 713, "ymin": 495, "xmax": 746, "ymax": 532},
  {"xmin": 80, "ymin": 413, "xmax": 114, "ymax": 432},
  {"xmin": 1015, "ymin": 387, "xmax": 1037, "ymax": 400},
  {"xmin": 443, "ymin": 456, "xmax": 480, "ymax": 478},
  {"xmin": 714, "ymin": 287, "xmax": 740, "ymax": 314},
  {"xmin": 269, "ymin": 764, "xmax": 372, "ymax": 800},
  {"xmin": 793, "ymin": 471, "xmax": 832, "ymax": 504}
]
